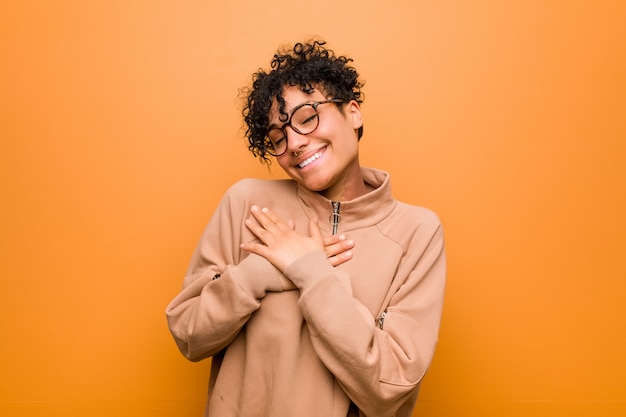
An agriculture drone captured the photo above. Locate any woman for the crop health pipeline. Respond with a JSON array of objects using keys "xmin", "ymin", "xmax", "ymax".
[{"xmin": 166, "ymin": 39, "xmax": 446, "ymax": 417}]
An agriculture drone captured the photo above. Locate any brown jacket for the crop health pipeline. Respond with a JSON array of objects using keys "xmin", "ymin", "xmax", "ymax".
[{"xmin": 166, "ymin": 168, "xmax": 446, "ymax": 417}]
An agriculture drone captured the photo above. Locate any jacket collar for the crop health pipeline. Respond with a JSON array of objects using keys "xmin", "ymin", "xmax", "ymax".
[{"xmin": 296, "ymin": 167, "xmax": 396, "ymax": 235}]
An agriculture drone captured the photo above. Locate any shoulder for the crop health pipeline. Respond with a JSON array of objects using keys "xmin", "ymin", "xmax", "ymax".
[
  {"xmin": 378, "ymin": 201, "xmax": 444, "ymax": 250},
  {"xmin": 380, "ymin": 202, "xmax": 445, "ymax": 265},
  {"xmin": 223, "ymin": 178, "xmax": 297, "ymax": 203},
  {"xmin": 393, "ymin": 201, "xmax": 442, "ymax": 229}
]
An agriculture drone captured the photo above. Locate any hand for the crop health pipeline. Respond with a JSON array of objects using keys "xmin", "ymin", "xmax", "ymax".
[
  {"xmin": 323, "ymin": 234, "xmax": 354, "ymax": 267},
  {"xmin": 241, "ymin": 206, "xmax": 325, "ymax": 273},
  {"xmin": 277, "ymin": 234, "xmax": 354, "ymax": 291},
  {"xmin": 280, "ymin": 234, "xmax": 354, "ymax": 291}
]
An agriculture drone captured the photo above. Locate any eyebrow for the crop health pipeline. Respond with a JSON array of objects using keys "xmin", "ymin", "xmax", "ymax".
[
  {"xmin": 266, "ymin": 101, "xmax": 309, "ymax": 130},
  {"xmin": 266, "ymin": 109, "xmax": 290, "ymax": 131},
  {"xmin": 267, "ymin": 120, "xmax": 281, "ymax": 130}
]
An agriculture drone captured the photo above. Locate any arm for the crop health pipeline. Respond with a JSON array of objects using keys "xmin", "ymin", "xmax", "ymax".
[
  {"xmin": 166, "ymin": 188, "xmax": 356, "ymax": 361},
  {"xmin": 165, "ymin": 186, "xmax": 285, "ymax": 361},
  {"xmin": 242, "ymin": 206, "xmax": 446, "ymax": 416},
  {"xmin": 166, "ymin": 254, "xmax": 285, "ymax": 361},
  {"xmin": 288, "ymin": 227, "xmax": 445, "ymax": 416}
]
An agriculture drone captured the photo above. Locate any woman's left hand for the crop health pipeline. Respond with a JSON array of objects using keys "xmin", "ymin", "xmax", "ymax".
[{"xmin": 241, "ymin": 205, "xmax": 325, "ymax": 273}]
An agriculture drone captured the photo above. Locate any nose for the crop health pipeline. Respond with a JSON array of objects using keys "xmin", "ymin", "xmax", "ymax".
[{"xmin": 285, "ymin": 126, "xmax": 309, "ymax": 154}]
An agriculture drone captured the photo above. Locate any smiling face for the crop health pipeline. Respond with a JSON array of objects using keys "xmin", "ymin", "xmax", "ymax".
[{"xmin": 269, "ymin": 85, "xmax": 366, "ymax": 201}]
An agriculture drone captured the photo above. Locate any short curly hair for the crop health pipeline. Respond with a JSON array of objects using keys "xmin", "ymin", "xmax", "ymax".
[{"xmin": 241, "ymin": 39, "xmax": 364, "ymax": 164}]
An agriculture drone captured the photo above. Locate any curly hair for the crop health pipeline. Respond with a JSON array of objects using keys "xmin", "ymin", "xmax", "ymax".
[{"xmin": 241, "ymin": 40, "xmax": 365, "ymax": 164}]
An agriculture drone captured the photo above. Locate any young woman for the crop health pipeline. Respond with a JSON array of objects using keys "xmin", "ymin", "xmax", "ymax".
[{"xmin": 166, "ymin": 40, "xmax": 446, "ymax": 417}]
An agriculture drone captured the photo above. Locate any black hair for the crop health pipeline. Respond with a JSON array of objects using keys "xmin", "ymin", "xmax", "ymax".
[{"xmin": 241, "ymin": 39, "xmax": 364, "ymax": 164}]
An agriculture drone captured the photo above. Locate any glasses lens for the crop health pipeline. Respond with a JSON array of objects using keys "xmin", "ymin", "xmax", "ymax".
[
  {"xmin": 265, "ymin": 128, "xmax": 287, "ymax": 156},
  {"xmin": 291, "ymin": 104, "xmax": 319, "ymax": 135}
]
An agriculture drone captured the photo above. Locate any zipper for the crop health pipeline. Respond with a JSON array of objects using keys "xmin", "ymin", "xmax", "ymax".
[
  {"xmin": 377, "ymin": 310, "xmax": 387, "ymax": 329},
  {"xmin": 330, "ymin": 201, "xmax": 341, "ymax": 235}
]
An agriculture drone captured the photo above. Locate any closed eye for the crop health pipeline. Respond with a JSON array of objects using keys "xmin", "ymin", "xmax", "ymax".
[
  {"xmin": 301, "ymin": 114, "xmax": 317, "ymax": 126},
  {"xmin": 272, "ymin": 137, "xmax": 285, "ymax": 148}
]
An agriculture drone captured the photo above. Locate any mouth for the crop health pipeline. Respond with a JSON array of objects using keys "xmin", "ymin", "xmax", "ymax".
[{"xmin": 297, "ymin": 148, "xmax": 325, "ymax": 169}]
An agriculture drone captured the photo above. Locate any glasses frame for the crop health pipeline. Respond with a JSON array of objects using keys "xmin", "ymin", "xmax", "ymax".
[{"xmin": 264, "ymin": 99, "xmax": 344, "ymax": 157}]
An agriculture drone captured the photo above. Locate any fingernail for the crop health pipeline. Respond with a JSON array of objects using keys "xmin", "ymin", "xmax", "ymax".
[
  {"xmin": 251, "ymin": 205, "xmax": 259, "ymax": 212},
  {"xmin": 261, "ymin": 207, "xmax": 269, "ymax": 213}
]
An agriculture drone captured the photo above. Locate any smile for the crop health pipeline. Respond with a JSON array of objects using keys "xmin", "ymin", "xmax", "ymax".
[{"xmin": 298, "ymin": 151, "xmax": 323, "ymax": 169}]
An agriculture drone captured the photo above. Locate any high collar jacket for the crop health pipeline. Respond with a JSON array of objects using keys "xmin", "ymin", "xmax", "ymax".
[{"xmin": 166, "ymin": 167, "xmax": 446, "ymax": 417}]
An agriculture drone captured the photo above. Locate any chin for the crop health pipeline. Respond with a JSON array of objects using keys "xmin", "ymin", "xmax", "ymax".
[
  {"xmin": 293, "ymin": 176, "xmax": 322, "ymax": 191},
  {"xmin": 303, "ymin": 178, "xmax": 335, "ymax": 195}
]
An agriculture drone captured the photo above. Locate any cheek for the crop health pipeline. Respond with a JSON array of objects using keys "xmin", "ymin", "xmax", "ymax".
[
  {"xmin": 276, "ymin": 155, "xmax": 294, "ymax": 173},
  {"xmin": 317, "ymin": 118, "xmax": 356, "ymax": 143}
]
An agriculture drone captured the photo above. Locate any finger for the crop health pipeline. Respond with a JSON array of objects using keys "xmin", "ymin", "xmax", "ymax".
[
  {"xmin": 244, "ymin": 217, "xmax": 272, "ymax": 244},
  {"xmin": 250, "ymin": 206, "xmax": 289, "ymax": 232},
  {"xmin": 328, "ymin": 250, "xmax": 353, "ymax": 267},
  {"xmin": 308, "ymin": 218, "xmax": 323, "ymax": 243},
  {"xmin": 325, "ymin": 238, "xmax": 354, "ymax": 257},
  {"xmin": 240, "ymin": 240, "xmax": 271, "ymax": 259},
  {"xmin": 323, "ymin": 234, "xmax": 346, "ymax": 246},
  {"xmin": 249, "ymin": 205, "xmax": 274, "ymax": 229}
]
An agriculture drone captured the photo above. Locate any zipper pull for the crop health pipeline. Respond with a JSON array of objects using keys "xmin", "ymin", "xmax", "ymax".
[
  {"xmin": 330, "ymin": 201, "xmax": 341, "ymax": 235},
  {"xmin": 377, "ymin": 310, "xmax": 387, "ymax": 329}
]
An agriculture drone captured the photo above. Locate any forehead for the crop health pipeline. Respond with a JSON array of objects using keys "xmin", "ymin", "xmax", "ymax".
[{"xmin": 268, "ymin": 86, "xmax": 327, "ymax": 121}]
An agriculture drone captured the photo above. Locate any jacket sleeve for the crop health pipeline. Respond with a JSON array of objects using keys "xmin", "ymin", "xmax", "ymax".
[
  {"xmin": 284, "ymin": 218, "xmax": 446, "ymax": 417},
  {"xmin": 165, "ymin": 182, "xmax": 285, "ymax": 361}
]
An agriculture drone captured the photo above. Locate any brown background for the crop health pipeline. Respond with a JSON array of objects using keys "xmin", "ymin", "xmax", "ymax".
[{"xmin": 1, "ymin": 1, "xmax": 625, "ymax": 416}]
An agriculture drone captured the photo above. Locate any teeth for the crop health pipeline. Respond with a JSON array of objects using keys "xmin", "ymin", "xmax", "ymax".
[{"xmin": 298, "ymin": 152, "xmax": 322, "ymax": 168}]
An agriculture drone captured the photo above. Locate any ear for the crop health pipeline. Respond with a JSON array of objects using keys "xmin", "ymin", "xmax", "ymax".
[{"xmin": 345, "ymin": 100, "xmax": 363, "ymax": 130}]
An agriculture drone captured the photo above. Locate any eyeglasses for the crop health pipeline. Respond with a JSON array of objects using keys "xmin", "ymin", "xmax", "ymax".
[{"xmin": 263, "ymin": 99, "xmax": 344, "ymax": 157}]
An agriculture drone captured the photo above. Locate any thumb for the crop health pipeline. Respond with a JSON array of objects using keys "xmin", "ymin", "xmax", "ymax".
[{"xmin": 309, "ymin": 218, "xmax": 322, "ymax": 242}]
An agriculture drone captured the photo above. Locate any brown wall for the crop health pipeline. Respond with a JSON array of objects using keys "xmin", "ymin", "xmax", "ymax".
[{"xmin": 1, "ymin": 1, "xmax": 625, "ymax": 416}]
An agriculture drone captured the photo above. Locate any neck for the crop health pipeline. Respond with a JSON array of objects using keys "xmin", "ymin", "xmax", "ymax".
[{"xmin": 321, "ymin": 173, "xmax": 371, "ymax": 202}]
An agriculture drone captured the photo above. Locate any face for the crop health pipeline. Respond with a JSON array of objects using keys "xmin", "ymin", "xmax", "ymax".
[{"xmin": 268, "ymin": 86, "xmax": 364, "ymax": 201}]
